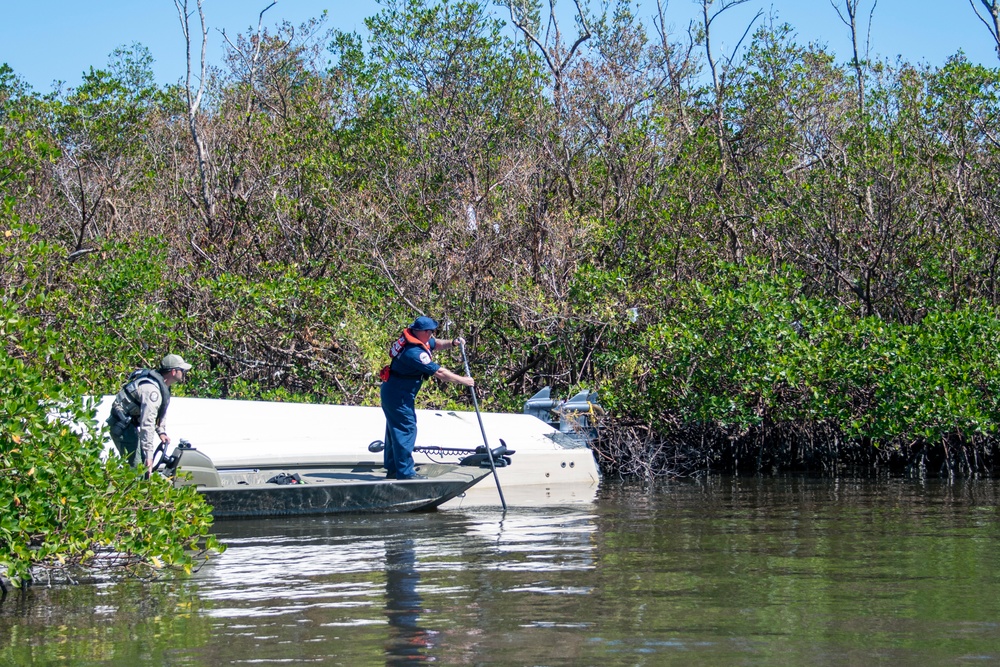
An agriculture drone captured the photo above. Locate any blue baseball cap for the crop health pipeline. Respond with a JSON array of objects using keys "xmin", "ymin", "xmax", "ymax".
[{"xmin": 409, "ymin": 316, "xmax": 439, "ymax": 331}]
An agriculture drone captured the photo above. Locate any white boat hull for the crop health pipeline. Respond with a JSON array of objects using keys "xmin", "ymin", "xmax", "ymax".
[{"xmin": 92, "ymin": 396, "xmax": 600, "ymax": 505}]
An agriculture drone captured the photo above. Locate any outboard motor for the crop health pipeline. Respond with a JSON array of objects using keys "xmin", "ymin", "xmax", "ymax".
[
  {"xmin": 161, "ymin": 439, "xmax": 222, "ymax": 488},
  {"xmin": 523, "ymin": 386, "xmax": 603, "ymax": 446},
  {"xmin": 523, "ymin": 387, "xmax": 560, "ymax": 428},
  {"xmin": 557, "ymin": 390, "xmax": 602, "ymax": 442}
]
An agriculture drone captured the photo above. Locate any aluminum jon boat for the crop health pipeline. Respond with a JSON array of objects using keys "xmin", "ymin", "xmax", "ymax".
[{"xmin": 159, "ymin": 440, "xmax": 507, "ymax": 518}]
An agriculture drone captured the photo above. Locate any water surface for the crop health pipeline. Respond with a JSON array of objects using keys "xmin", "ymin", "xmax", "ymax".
[{"xmin": 3, "ymin": 476, "xmax": 1000, "ymax": 665}]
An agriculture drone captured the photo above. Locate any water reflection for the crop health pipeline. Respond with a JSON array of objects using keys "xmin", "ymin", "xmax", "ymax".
[
  {"xmin": 383, "ymin": 537, "xmax": 433, "ymax": 665},
  {"xmin": 8, "ymin": 478, "xmax": 1000, "ymax": 666},
  {"xmin": 182, "ymin": 507, "xmax": 599, "ymax": 663}
]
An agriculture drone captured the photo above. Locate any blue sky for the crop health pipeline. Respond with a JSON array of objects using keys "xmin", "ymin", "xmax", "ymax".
[{"xmin": 1, "ymin": 0, "xmax": 997, "ymax": 93}]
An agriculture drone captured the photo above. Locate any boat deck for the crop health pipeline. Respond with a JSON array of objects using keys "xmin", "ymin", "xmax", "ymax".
[{"xmin": 213, "ymin": 463, "xmax": 443, "ymax": 487}]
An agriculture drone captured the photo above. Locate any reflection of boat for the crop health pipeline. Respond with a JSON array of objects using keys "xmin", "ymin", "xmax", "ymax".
[{"xmin": 160, "ymin": 442, "xmax": 496, "ymax": 519}]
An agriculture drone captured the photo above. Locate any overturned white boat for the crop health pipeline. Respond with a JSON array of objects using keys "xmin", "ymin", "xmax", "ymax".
[{"xmin": 92, "ymin": 388, "xmax": 602, "ymax": 506}]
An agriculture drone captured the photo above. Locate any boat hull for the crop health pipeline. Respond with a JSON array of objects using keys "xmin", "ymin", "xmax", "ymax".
[{"xmin": 197, "ymin": 464, "xmax": 492, "ymax": 518}]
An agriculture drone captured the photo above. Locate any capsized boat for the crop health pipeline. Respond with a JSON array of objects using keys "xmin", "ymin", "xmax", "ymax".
[{"xmin": 160, "ymin": 440, "xmax": 511, "ymax": 518}]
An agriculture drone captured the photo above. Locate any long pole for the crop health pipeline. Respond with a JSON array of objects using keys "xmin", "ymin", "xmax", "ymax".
[{"xmin": 459, "ymin": 341, "xmax": 507, "ymax": 510}]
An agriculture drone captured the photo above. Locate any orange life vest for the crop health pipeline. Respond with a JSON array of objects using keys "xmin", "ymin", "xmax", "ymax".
[{"xmin": 379, "ymin": 328, "xmax": 432, "ymax": 381}]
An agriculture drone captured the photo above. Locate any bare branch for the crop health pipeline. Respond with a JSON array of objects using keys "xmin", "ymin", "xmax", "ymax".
[
  {"xmin": 652, "ymin": 0, "xmax": 696, "ymax": 135},
  {"xmin": 506, "ymin": 0, "xmax": 591, "ymax": 108},
  {"xmin": 221, "ymin": 1, "xmax": 276, "ymax": 127},
  {"xmin": 830, "ymin": 0, "xmax": 875, "ymax": 110},
  {"xmin": 968, "ymin": 0, "xmax": 1000, "ymax": 63},
  {"xmin": 559, "ymin": 0, "xmax": 592, "ymax": 73},
  {"xmin": 174, "ymin": 0, "xmax": 215, "ymax": 227},
  {"xmin": 725, "ymin": 8, "xmax": 763, "ymax": 65}
]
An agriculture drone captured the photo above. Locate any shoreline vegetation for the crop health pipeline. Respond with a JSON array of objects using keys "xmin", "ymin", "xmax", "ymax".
[{"xmin": 2, "ymin": 0, "xmax": 999, "ymax": 589}]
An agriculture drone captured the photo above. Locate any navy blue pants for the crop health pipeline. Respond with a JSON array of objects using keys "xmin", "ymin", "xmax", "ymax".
[{"xmin": 381, "ymin": 383, "xmax": 418, "ymax": 478}]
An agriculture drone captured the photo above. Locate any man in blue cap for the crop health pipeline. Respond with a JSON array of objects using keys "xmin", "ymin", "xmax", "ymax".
[{"xmin": 380, "ymin": 316, "xmax": 474, "ymax": 479}]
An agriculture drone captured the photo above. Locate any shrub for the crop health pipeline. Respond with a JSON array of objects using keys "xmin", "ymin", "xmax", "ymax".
[
  {"xmin": 0, "ymin": 302, "xmax": 222, "ymax": 591},
  {"xmin": 598, "ymin": 260, "xmax": 1000, "ymax": 476}
]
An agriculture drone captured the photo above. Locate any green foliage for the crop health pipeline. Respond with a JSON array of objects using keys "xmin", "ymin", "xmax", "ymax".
[
  {"xmin": 361, "ymin": 0, "xmax": 543, "ymax": 240},
  {"xmin": 2, "ymin": 1, "xmax": 1000, "ymax": 490},
  {"xmin": 0, "ymin": 304, "xmax": 222, "ymax": 590},
  {"xmin": 611, "ymin": 259, "xmax": 1000, "ymax": 466},
  {"xmin": 53, "ymin": 47, "xmax": 162, "ymax": 158},
  {"xmin": 1, "ymin": 231, "xmax": 187, "ymax": 394},
  {"xmin": 190, "ymin": 263, "xmax": 398, "ymax": 404}
]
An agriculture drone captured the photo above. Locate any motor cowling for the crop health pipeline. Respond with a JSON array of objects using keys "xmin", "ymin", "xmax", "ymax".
[{"xmin": 162, "ymin": 440, "xmax": 222, "ymax": 488}]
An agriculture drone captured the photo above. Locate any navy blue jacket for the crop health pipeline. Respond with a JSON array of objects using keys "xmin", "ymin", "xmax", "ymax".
[{"xmin": 383, "ymin": 338, "xmax": 440, "ymax": 403}]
